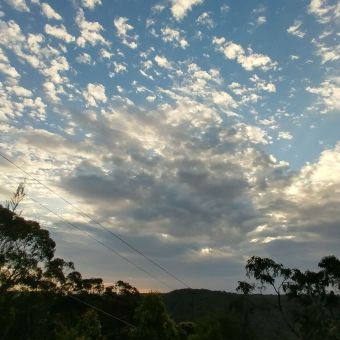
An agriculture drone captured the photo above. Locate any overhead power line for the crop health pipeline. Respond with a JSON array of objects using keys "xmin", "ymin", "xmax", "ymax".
[
  {"xmin": 27, "ymin": 193, "xmax": 174, "ymax": 291},
  {"xmin": 68, "ymin": 295, "xmax": 136, "ymax": 328},
  {"xmin": 0, "ymin": 151, "xmax": 191, "ymax": 289}
]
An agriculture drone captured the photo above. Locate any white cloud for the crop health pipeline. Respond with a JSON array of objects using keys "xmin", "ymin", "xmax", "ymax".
[
  {"xmin": 0, "ymin": 62, "xmax": 20, "ymax": 79},
  {"xmin": 197, "ymin": 12, "xmax": 214, "ymax": 28},
  {"xmin": 76, "ymin": 52, "xmax": 92, "ymax": 64},
  {"xmin": 220, "ymin": 4, "xmax": 230, "ymax": 13},
  {"xmin": 5, "ymin": 0, "xmax": 29, "ymax": 12},
  {"xmin": 154, "ymin": 55, "xmax": 172, "ymax": 69},
  {"xmin": 41, "ymin": 56, "xmax": 69, "ymax": 84},
  {"xmin": 287, "ymin": 20, "xmax": 306, "ymax": 38},
  {"xmin": 146, "ymin": 95, "xmax": 156, "ymax": 102},
  {"xmin": 161, "ymin": 27, "xmax": 188, "ymax": 49},
  {"xmin": 112, "ymin": 61, "xmax": 127, "ymax": 75},
  {"xmin": 44, "ymin": 24, "xmax": 75, "ymax": 43},
  {"xmin": 256, "ymin": 16, "xmax": 266, "ymax": 25},
  {"xmin": 278, "ymin": 131, "xmax": 293, "ymax": 140},
  {"xmin": 313, "ymin": 39, "xmax": 340, "ymax": 64},
  {"xmin": 0, "ymin": 20, "xmax": 25, "ymax": 48},
  {"xmin": 10, "ymin": 85, "xmax": 32, "ymax": 97},
  {"xmin": 234, "ymin": 123, "xmax": 269, "ymax": 144},
  {"xmin": 250, "ymin": 74, "xmax": 276, "ymax": 92},
  {"xmin": 211, "ymin": 91, "xmax": 235, "ymax": 108},
  {"xmin": 114, "ymin": 17, "xmax": 138, "ymax": 49},
  {"xmin": 221, "ymin": 41, "xmax": 244, "ymax": 59},
  {"xmin": 308, "ymin": 0, "xmax": 340, "ymax": 24},
  {"xmin": 41, "ymin": 3, "xmax": 62, "ymax": 20},
  {"xmin": 82, "ymin": 0, "xmax": 102, "ymax": 9},
  {"xmin": 152, "ymin": 4, "xmax": 165, "ymax": 13},
  {"xmin": 43, "ymin": 81, "xmax": 60, "ymax": 102},
  {"xmin": 290, "ymin": 55, "xmax": 300, "ymax": 60},
  {"xmin": 171, "ymin": 0, "xmax": 203, "ymax": 21},
  {"xmin": 284, "ymin": 143, "xmax": 340, "ymax": 220},
  {"xmin": 83, "ymin": 83, "xmax": 107, "ymax": 107},
  {"xmin": 114, "ymin": 16, "xmax": 133, "ymax": 36},
  {"xmin": 22, "ymin": 96, "xmax": 46, "ymax": 120},
  {"xmin": 306, "ymin": 78, "xmax": 340, "ymax": 112},
  {"xmin": 99, "ymin": 48, "xmax": 112, "ymax": 59},
  {"xmin": 76, "ymin": 9, "xmax": 108, "ymax": 47},
  {"xmin": 213, "ymin": 37, "xmax": 277, "ymax": 71}
]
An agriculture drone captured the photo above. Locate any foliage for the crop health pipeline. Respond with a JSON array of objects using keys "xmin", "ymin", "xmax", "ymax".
[
  {"xmin": 56, "ymin": 310, "xmax": 103, "ymax": 340},
  {"xmin": 5, "ymin": 182, "xmax": 26, "ymax": 215},
  {"xmin": 1, "ymin": 186, "xmax": 340, "ymax": 340},
  {"xmin": 0, "ymin": 204, "xmax": 56, "ymax": 292},
  {"xmin": 239, "ymin": 255, "xmax": 340, "ymax": 339},
  {"xmin": 130, "ymin": 293, "xmax": 179, "ymax": 340}
]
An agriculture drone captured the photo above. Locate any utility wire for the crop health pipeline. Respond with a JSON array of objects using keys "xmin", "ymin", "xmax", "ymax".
[
  {"xmin": 4, "ymin": 182, "xmax": 174, "ymax": 290},
  {"xmin": 0, "ymin": 151, "xmax": 191, "ymax": 289},
  {"xmin": 68, "ymin": 295, "xmax": 136, "ymax": 328},
  {"xmin": 3, "ymin": 185, "xmax": 137, "ymax": 329},
  {"xmin": 27, "ymin": 194, "xmax": 174, "ymax": 291}
]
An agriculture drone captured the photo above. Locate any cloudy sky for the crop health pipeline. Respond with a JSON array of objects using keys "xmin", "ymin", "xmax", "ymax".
[{"xmin": 0, "ymin": 0, "xmax": 339, "ymax": 292}]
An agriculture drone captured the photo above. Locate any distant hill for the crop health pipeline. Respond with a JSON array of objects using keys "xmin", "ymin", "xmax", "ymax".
[{"xmin": 163, "ymin": 289, "xmax": 297, "ymax": 339}]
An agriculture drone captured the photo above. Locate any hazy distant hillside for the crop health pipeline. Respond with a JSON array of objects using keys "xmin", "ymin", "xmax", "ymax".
[{"xmin": 163, "ymin": 289, "xmax": 297, "ymax": 339}]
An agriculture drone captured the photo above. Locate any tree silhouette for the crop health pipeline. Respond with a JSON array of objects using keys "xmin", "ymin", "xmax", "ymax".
[
  {"xmin": 129, "ymin": 293, "xmax": 179, "ymax": 340},
  {"xmin": 239, "ymin": 255, "xmax": 340, "ymax": 339}
]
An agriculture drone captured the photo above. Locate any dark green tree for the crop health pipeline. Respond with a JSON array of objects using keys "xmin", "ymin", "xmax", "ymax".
[
  {"xmin": 129, "ymin": 293, "xmax": 179, "ymax": 340},
  {"xmin": 239, "ymin": 255, "xmax": 340, "ymax": 339},
  {"xmin": 56, "ymin": 309, "xmax": 103, "ymax": 340},
  {"xmin": 0, "ymin": 204, "xmax": 56, "ymax": 292},
  {"xmin": 236, "ymin": 281, "xmax": 255, "ymax": 340}
]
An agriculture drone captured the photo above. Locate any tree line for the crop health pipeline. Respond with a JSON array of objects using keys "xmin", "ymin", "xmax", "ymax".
[{"xmin": 1, "ymin": 185, "xmax": 339, "ymax": 339}]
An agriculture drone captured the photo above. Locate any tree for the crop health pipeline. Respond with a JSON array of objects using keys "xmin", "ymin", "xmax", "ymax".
[
  {"xmin": 5, "ymin": 182, "xmax": 26, "ymax": 215},
  {"xmin": 115, "ymin": 280, "xmax": 139, "ymax": 296},
  {"xmin": 0, "ymin": 186, "xmax": 96, "ymax": 294},
  {"xmin": 129, "ymin": 293, "xmax": 179, "ymax": 340},
  {"xmin": 244, "ymin": 256, "xmax": 297, "ymax": 337},
  {"xmin": 56, "ymin": 310, "xmax": 103, "ymax": 340},
  {"xmin": 0, "ymin": 204, "xmax": 56, "ymax": 292},
  {"xmin": 238, "ymin": 255, "xmax": 340, "ymax": 339},
  {"xmin": 236, "ymin": 281, "xmax": 255, "ymax": 340}
]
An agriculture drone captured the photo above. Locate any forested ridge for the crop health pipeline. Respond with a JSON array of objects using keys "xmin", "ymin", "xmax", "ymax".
[{"xmin": 1, "ymin": 187, "xmax": 340, "ymax": 339}]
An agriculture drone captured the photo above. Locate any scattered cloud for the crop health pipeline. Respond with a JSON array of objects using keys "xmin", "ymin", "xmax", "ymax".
[
  {"xmin": 278, "ymin": 131, "xmax": 293, "ymax": 140},
  {"xmin": 161, "ymin": 27, "xmax": 188, "ymax": 49},
  {"xmin": 213, "ymin": 37, "xmax": 277, "ymax": 71},
  {"xmin": 154, "ymin": 55, "xmax": 172, "ymax": 69},
  {"xmin": 290, "ymin": 55, "xmax": 300, "ymax": 60},
  {"xmin": 44, "ymin": 24, "xmax": 75, "ymax": 43},
  {"xmin": 114, "ymin": 17, "xmax": 138, "ymax": 49},
  {"xmin": 99, "ymin": 48, "xmax": 112, "ymax": 59},
  {"xmin": 5, "ymin": 0, "xmax": 29, "ymax": 12},
  {"xmin": 41, "ymin": 3, "xmax": 62, "ymax": 20},
  {"xmin": 312, "ymin": 39, "xmax": 340, "ymax": 63},
  {"xmin": 76, "ymin": 9, "xmax": 108, "ymax": 47},
  {"xmin": 256, "ymin": 16, "xmax": 266, "ymax": 25},
  {"xmin": 211, "ymin": 90, "xmax": 235, "ymax": 108},
  {"xmin": 287, "ymin": 20, "xmax": 306, "ymax": 38},
  {"xmin": 197, "ymin": 12, "xmax": 214, "ymax": 28},
  {"xmin": 10, "ymin": 85, "xmax": 32, "ymax": 97},
  {"xmin": 308, "ymin": 0, "xmax": 340, "ymax": 24},
  {"xmin": 82, "ymin": 0, "xmax": 102, "ymax": 10},
  {"xmin": 76, "ymin": 52, "xmax": 93, "ymax": 65},
  {"xmin": 171, "ymin": 0, "xmax": 203, "ymax": 21},
  {"xmin": 83, "ymin": 83, "xmax": 107, "ymax": 107},
  {"xmin": 1, "ymin": 0, "xmax": 339, "ymax": 290},
  {"xmin": 306, "ymin": 77, "xmax": 340, "ymax": 112},
  {"xmin": 111, "ymin": 61, "xmax": 127, "ymax": 75},
  {"xmin": 220, "ymin": 4, "xmax": 230, "ymax": 14}
]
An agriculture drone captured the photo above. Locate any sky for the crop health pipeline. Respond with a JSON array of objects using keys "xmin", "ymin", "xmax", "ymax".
[{"xmin": 0, "ymin": 0, "xmax": 339, "ymax": 292}]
